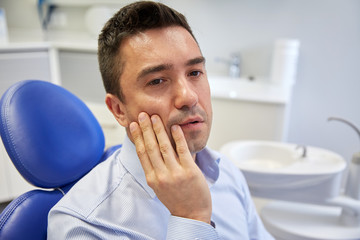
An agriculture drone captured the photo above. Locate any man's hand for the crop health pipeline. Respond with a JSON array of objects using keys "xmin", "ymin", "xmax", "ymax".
[{"xmin": 129, "ymin": 112, "xmax": 212, "ymax": 224}]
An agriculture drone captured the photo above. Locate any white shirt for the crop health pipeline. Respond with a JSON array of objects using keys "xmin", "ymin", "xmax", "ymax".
[{"xmin": 47, "ymin": 136, "xmax": 274, "ymax": 240}]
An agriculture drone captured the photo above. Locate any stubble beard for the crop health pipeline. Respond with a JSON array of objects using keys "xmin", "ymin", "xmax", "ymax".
[{"xmin": 166, "ymin": 106, "xmax": 212, "ymax": 156}]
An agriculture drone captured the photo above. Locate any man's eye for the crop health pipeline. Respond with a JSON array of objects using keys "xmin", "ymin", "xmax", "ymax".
[
  {"xmin": 148, "ymin": 79, "xmax": 163, "ymax": 86},
  {"xmin": 189, "ymin": 71, "xmax": 201, "ymax": 77}
]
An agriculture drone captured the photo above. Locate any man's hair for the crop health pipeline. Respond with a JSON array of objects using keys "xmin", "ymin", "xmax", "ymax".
[{"xmin": 98, "ymin": 1, "xmax": 196, "ymax": 102}]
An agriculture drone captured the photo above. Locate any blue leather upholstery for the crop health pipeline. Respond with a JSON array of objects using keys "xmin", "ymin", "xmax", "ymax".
[
  {"xmin": 0, "ymin": 80, "xmax": 105, "ymax": 188},
  {"xmin": 0, "ymin": 80, "xmax": 122, "ymax": 240},
  {"xmin": 0, "ymin": 190, "xmax": 64, "ymax": 240}
]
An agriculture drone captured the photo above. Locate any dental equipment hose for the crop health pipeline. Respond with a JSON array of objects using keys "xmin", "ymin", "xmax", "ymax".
[{"xmin": 328, "ymin": 117, "xmax": 360, "ymax": 200}]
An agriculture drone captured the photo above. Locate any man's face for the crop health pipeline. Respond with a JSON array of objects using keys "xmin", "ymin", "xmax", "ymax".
[{"xmin": 108, "ymin": 26, "xmax": 212, "ymax": 155}]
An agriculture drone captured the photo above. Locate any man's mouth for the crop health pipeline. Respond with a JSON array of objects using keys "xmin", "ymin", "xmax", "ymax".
[
  {"xmin": 178, "ymin": 117, "xmax": 204, "ymax": 128},
  {"xmin": 180, "ymin": 121, "xmax": 199, "ymax": 126}
]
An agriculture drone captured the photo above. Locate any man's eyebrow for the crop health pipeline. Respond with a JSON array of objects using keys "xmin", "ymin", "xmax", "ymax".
[
  {"xmin": 186, "ymin": 56, "xmax": 206, "ymax": 66},
  {"xmin": 137, "ymin": 56, "xmax": 205, "ymax": 80},
  {"xmin": 138, "ymin": 64, "xmax": 172, "ymax": 80}
]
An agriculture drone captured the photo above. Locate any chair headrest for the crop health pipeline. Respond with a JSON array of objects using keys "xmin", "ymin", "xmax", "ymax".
[{"xmin": 0, "ymin": 80, "xmax": 105, "ymax": 188}]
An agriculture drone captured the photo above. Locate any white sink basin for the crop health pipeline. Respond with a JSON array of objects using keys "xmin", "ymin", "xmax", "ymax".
[{"xmin": 220, "ymin": 141, "xmax": 347, "ymax": 202}]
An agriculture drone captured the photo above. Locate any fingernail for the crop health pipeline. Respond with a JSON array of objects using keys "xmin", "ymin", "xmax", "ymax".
[
  {"xmin": 138, "ymin": 112, "xmax": 146, "ymax": 122},
  {"xmin": 129, "ymin": 122, "xmax": 136, "ymax": 133},
  {"xmin": 171, "ymin": 125, "xmax": 179, "ymax": 132},
  {"xmin": 151, "ymin": 115, "xmax": 157, "ymax": 124}
]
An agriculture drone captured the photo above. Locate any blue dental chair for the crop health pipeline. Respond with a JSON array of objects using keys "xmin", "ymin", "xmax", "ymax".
[{"xmin": 0, "ymin": 80, "xmax": 121, "ymax": 240}]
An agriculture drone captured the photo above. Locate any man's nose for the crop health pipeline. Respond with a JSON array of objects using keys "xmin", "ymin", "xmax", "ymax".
[{"xmin": 174, "ymin": 78, "xmax": 198, "ymax": 110}]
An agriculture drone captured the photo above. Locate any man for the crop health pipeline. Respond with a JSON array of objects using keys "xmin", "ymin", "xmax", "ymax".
[{"xmin": 48, "ymin": 1, "xmax": 274, "ymax": 239}]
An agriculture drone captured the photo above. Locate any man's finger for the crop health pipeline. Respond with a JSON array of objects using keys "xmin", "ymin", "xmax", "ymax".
[
  {"xmin": 138, "ymin": 112, "xmax": 167, "ymax": 172},
  {"xmin": 129, "ymin": 121, "xmax": 153, "ymax": 174},
  {"xmin": 171, "ymin": 124, "xmax": 194, "ymax": 166},
  {"xmin": 151, "ymin": 115, "xmax": 179, "ymax": 169}
]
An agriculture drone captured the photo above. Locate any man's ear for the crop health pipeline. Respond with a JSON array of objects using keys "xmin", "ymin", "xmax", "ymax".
[{"xmin": 105, "ymin": 93, "xmax": 129, "ymax": 127}]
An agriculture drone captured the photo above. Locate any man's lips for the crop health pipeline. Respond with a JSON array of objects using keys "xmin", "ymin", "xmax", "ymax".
[{"xmin": 178, "ymin": 117, "xmax": 204, "ymax": 127}]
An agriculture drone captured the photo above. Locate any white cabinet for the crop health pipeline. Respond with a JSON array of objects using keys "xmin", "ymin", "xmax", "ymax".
[
  {"xmin": 208, "ymin": 98, "xmax": 286, "ymax": 150},
  {"xmin": 0, "ymin": 138, "xmax": 34, "ymax": 203},
  {"xmin": 0, "ymin": 48, "xmax": 52, "ymax": 96},
  {"xmin": 0, "ymin": 47, "xmax": 53, "ymax": 202},
  {"xmin": 0, "ymin": 141, "xmax": 11, "ymax": 202},
  {"xmin": 59, "ymin": 50, "xmax": 104, "ymax": 103},
  {"xmin": 0, "ymin": 139, "xmax": 34, "ymax": 202},
  {"xmin": 206, "ymin": 77, "xmax": 291, "ymax": 150}
]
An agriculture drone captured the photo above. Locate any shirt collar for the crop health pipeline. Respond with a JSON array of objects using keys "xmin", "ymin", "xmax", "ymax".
[
  {"xmin": 119, "ymin": 136, "xmax": 221, "ymax": 198},
  {"xmin": 119, "ymin": 136, "xmax": 157, "ymax": 198},
  {"xmin": 196, "ymin": 147, "xmax": 220, "ymax": 186}
]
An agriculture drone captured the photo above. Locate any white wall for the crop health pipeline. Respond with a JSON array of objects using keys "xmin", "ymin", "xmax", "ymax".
[{"xmin": 1, "ymin": 0, "xmax": 360, "ymax": 162}]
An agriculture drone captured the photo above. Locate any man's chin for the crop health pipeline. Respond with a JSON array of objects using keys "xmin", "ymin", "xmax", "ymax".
[
  {"xmin": 189, "ymin": 144, "xmax": 206, "ymax": 157},
  {"xmin": 185, "ymin": 137, "xmax": 208, "ymax": 155}
]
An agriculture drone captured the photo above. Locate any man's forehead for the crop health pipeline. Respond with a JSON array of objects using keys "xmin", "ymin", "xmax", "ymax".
[
  {"xmin": 119, "ymin": 26, "xmax": 201, "ymax": 66},
  {"xmin": 125, "ymin": 26, "xmax": 197, "ymax": 49}
]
